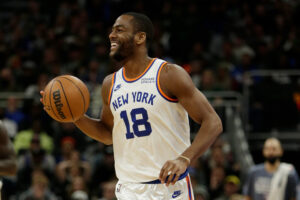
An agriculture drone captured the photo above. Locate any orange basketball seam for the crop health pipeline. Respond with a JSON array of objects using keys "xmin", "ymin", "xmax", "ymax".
[
  {"xmin": 60, "ymin": 76, "xmax": 88, "ymax": 115},
  {"xmin": 57, "ymin": 80, "xmax": 75, "ymax": 121}
]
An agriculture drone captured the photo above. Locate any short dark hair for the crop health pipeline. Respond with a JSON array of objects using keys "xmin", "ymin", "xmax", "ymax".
[{"xmin": 123, "ymin": 12, "xmax": 154, "ymax": 48}]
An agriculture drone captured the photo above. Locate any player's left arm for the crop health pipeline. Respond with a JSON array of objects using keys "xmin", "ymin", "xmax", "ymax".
[
  {"xmin": 0, "ymin": 121, "xmax": 17, "ymax": 176},
  {"xmin": 159, "ymin": 63, "xmax": 222, "ymax": 185}
]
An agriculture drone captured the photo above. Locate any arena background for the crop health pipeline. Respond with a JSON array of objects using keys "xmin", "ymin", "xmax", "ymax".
[{"xmin": 0, "ymin": 0, "xmax": 299, "ymax": 199}]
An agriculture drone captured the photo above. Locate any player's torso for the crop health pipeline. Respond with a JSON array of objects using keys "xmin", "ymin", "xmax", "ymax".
[{"xmin": 109, "ymin": 58, "xmax": 190, "ymax": 182}]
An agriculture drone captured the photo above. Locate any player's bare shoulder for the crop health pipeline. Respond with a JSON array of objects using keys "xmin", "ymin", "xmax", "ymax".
[
  {"xmin": 160, "ymin": 63, "xmax": 183, "ymax": 76},
  {"xmin": 102, "ymin": 73, "xmax": 115, "ymax": 105},
  {"xmin": 159, "ymin": 63, "xmax": 195, "ymax": 98}
]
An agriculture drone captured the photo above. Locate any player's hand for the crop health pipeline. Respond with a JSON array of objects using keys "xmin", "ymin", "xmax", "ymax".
[
  {"xmin": 40, "ymin": 90, "xmax": 45, "ymax": 105},
  {"xmin": 159, "ymin": 156, "xmax": 190, "ymax": 186}
]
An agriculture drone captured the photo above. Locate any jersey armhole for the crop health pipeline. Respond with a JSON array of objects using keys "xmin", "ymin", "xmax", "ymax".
[
  {"xmin": 156, "ymin": 62, "xmax": 178, "ymax": 102},
  {"xmin": 108, "ymin": 72, "xmax": 116, "ymax": 104}
]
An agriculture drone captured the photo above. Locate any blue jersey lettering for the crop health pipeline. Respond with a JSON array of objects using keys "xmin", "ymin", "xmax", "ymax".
[
  {"xmin": 142, "ymin": 92, "xmax": 149, "ymax": 103},
  {"xmin": 148, "ymin": 94, "xmax": 156, "ymax": 105},
  {"xmin": 122, "ymin": 93, "xmax": 129, "ymax": 105}
]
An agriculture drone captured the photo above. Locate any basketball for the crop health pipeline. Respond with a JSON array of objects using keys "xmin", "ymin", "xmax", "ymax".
[{"xmin": 43, "ymin": 75, "xmax": 90, "ymax": 122}]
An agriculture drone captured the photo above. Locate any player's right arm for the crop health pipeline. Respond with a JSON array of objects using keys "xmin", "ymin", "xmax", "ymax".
[
  {"xmin": 0, "ymin": 121, "xmax": 17, "ymax": 176},
  {"xmin": 73, "ymin": 74, "xmax": 114, "ymax": 145},
  {"xmin": 40, "ymin": 74, "xmax": 114, "ymax": 145}
]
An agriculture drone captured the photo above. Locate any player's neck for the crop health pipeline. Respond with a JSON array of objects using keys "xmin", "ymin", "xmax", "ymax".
[
  {"xmin": 123, "ymin": 54, "xmax": 152, "ymax": 79},
  {"xmin": 264, "ymin": 161, "xmax": 281, "ymax": 173}
]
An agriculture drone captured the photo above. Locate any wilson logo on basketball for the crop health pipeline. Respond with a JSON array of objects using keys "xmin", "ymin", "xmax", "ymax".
[{"xmin": 53, "ymin": 89, "xmax": 66, "ymax": 119}]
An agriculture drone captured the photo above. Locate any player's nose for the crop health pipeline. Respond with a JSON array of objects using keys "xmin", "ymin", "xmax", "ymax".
[{"xmin": 109, "ymin": 31, "xmax": 117, "ymax": 41}]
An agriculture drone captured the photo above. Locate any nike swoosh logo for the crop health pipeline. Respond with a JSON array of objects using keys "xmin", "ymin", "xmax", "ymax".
[{"xmin": 172, "ymin": 191, "xmax": 181, "ymax": 198}]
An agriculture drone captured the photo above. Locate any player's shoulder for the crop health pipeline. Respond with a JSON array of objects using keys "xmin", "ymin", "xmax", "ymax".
[
  {"xmin": 158, "ymin": 61, "xmax": 195, "ymax": 98},
  {"xmin": 161, "ymin": 62, "xmax": 185, "ymax": 74},
  {"xmin": 159, "ymin": 62, "xmax": 189, "ymax": 82}
]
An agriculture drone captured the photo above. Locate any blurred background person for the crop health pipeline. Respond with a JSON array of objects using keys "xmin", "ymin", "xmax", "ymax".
[
  {"xmin": 18, "ymin": 169, "xmax": 57, "ymax": 200},
  {"xmin": 243, "ymin": 137, "xmax": 299, "ymax": 200},
  {"xmin": 216, "ymin": 175, "xmax": 241, "ymax": 200},
  {"xmin": 0, "ymin": 121, "xmax": 17, "ymax": 199}
]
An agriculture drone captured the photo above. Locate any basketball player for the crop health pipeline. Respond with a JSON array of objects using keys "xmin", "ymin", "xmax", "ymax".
[
  {"xmin": 41, "ymin": 12, "xmax": 222, "ymax": 199},
  {"xmin": 0, "ymin": 121, "xmax": 17, "ymax": 199}
]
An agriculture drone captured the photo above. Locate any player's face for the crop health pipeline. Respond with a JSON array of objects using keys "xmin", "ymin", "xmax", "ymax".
[
  {"xmin": 263, "ymin": 139, "xmax": 283, "ymax": 159},
  {"xmin": 109, "ymin": 15, "xmax": 136, "ymax": 62}
]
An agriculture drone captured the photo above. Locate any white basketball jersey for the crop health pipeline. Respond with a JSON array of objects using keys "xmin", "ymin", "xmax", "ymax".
[{"xmin": 109, "ymin": 58, "xmax": 190, "ymax": 183}]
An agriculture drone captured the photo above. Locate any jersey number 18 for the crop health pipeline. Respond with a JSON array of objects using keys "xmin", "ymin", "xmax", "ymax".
[{"xmin": 120, "ymin": 108, "xmax": 152, "ymax": 139}]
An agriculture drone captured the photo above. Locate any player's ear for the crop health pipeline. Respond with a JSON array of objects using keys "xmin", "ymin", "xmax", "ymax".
[{"xmin": 135, "ymin": 32, "xmax": 146, "ymax": 45}]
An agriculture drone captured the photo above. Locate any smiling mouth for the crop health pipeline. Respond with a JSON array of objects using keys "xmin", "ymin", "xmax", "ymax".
[{"xmin": 110, "ymin": 42, "xmax": 118, "ymax": 50}]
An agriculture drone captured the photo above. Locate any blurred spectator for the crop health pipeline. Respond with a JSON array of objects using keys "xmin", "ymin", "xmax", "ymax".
[
  {"xmin": 14, "ymin": 119, "xmax": 54, "ymax": 155},
  {"xmin": 206, "ymin": 138, "xmax": 240, "ymax": 176},
  {"xmin": 18, "ymin": 169, "xmax": 57, "ymax": 200},
  {"xmin": 230, "ymin": 52, "xmax": 257, "ymax": 91},
  {"xmin": 17, "ymin": 134, "xmax": 56, "ymax": 191},
  {"xmin": 20, "ymin": 60, "xmax": 38, "ymax": 89},
  {"xmin": 200, "ymin": 69, "xmax": 218, "ymax": 91},
  {"xmin": 91, "ymin": 146, "xmax": 116, "ymax": 197},
  {"xmin": 0, "ymin": 107, "xmax": 17, "ymax": 138},
  {"xmin": 189, "ymin": 158, "xmax": 207, "ymax": 187},
  {"xmin": 68, "ymin": 176, "xmax": 89, "ymax": 200},
  {"xmin": 216, "ymin": 175, "xmax": 241, "ymax": 200},
  {"xmin": 25, "ymin": 73, "xmax": 49, "ymax": 103},
  {"xmin": 53, "ymin": 123, "xmax": 88, "ymax": 153},
  {"xmin": 209, "ymin": 166, "xmax": 226, "ymax": 199},
  {"xmin": 81, "ymin": 59, "xmax": 105, "ymax": 118},
  {"xmin": 194, "ymin": 185, "xmax": 209, "ymax": 200},
  {"xmin": 71, "ymin": 190, "xmax": 88, "ymax": 200},
  {"xmin": 98, "ymin": 180, "xmax": 117, "ymax": 200},
  {"xmin": 5, "ymin": 96, "xmax": 25, "ymax": 126},
  {"xmin": 243, "ymin": 138, "xmax": 299, "ymax": 200},
  {"xmin": 189, "ymin": 58, "xmax": 205, "ymax": 89},
  {"xmin": 0, "ymin": 67, "xmax": 16, "ymax": 91},
  {"xmin": 215, "ymin": 64, "xmax": 232, "ymax": 91},
  {"xmin": 56, "ymin": 150, "xmax": 91, "ymax": 197},
  {"xmin": 56, "ymin": 136, "xmax": 76, "ymax": 163}
]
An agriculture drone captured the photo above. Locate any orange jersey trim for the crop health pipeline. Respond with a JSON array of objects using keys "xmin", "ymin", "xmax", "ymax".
[
  {"xmin": 186, "ymin": 175, "xmax": 193, "ymax": 200},
  {"xmin": 157, "ymin": 62, "xmax": 178, "ymax": 102},
  {"xmin": 108, "ymin": 73, "xmax": 116, "ymax": 104},
  {"xmin": 122, "ymin": 58, "xmax": 156, "ymax": 82}
]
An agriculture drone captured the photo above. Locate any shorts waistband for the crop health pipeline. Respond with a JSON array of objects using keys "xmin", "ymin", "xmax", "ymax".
[{"xmin": 142, "ymin": 168, "xmax": 189, "ymax": 184}]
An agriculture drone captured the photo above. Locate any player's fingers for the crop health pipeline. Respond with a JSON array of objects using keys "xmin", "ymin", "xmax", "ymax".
[
  {"xmin": 40, "ymin": 91, "xmax": 44, "ymax": 104},
  {"xmin": 166, "ymin": 166, "xmax": 180, "ymax": 186},
  {"xmin": 166, "ymin": 173, "xmax": 176, "ymax": 186},
  {"xmin": 159, "ymin": 162, "xmax": 170, "ymax": 178},
  {"xmin": 159, "ymin": 167, "xmax": 171, "ymax": 183},
  {"xmin": 159, "ymin": 164, "xmax": 167, "ymax": 180},
  {"xmin": 165, "ymin": 167, "xmax": 178, "ymax": 186},
  {"xmin": 171, "ymin": 170, "xmax": 181, "ymax": 185},
  {"xmin": 159, "ymin": 162, "xmax": 173, "ymax": 183}
]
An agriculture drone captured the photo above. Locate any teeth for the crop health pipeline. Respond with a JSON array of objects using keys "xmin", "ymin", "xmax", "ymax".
[{"xmin": 111, "ymin": 42, "xmax": 118, "ymax": 47}]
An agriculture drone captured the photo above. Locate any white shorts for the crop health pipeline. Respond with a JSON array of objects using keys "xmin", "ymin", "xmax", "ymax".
[{"xmin": 115, "ymin": 175, "xmax": 194, "ymax": 200}]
